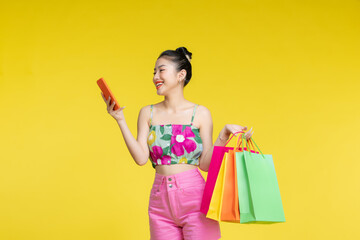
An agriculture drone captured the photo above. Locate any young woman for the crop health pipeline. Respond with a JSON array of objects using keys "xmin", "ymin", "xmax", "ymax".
[{"xmin": 101, "ymin": 47, "xmax": 253, "ymax": 240}]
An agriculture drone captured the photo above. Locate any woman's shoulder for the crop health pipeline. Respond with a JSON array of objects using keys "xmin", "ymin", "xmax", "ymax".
[
  {"xmin": 192, "ymin": 104, "xmax": 212, "ymax": 130},
  {"xmin": 140, "ymin": 102, "xmax": 160, "ymax": 109},
  {"xmin": 139, "ymin": 104, "xmax": 151, "ymax": 111},
  {"xmin": 139, "ymin": 103, "xmax": 161, "ymax": 116},
  {"xmin": 195, "ymin": 103, "xmax": 210, "ymax": 115},
  {"xmin": 147, "ymin": 102, "xmax": 163, "ymax": 108}
]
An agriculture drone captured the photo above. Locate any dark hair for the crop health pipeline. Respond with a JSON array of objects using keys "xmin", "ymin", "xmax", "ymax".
[{"xmin": 157, "ymin": 47, "xmax": 192, "ymax": 87}]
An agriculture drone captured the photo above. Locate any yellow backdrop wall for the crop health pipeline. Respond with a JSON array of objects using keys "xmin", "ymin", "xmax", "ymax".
[{"xmin": 1, "ymin": 0, "xmax": 359, "ymax": 239}]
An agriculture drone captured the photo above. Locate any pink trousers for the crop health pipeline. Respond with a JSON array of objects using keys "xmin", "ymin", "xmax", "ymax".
[{"xmin": 148, "ymin": 167, "xmax": 221, "ymax": 240}]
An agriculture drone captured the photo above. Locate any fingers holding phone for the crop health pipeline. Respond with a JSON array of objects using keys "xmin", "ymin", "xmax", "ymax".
[
  {"xmin": 97, "ymin": 76, "xmax": 126, "ymax": 122},
  {"xmin": 100, "ymin": 92, "xmax": 126, "ymax": 121}
]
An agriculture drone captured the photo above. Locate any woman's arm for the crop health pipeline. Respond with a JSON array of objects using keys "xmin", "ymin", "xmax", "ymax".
[
  {"xmin": 198, "ymin": 106, "xmax": 250, "ymax": 172},
  {"xmin": 101, "ymin": 93, "xmax": 150, "ymax": 166},
  {"xmin": 116, "ymin": 106, "xmax": 150, "ymax": 166},
  {"xmin": 197, "ymin": 106, "xmax": 227, "ymax": 172}
]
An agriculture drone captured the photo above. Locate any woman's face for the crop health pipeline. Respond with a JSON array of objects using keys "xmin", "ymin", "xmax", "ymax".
[{"xmin": 153, "ymin": 57, "xmax": 186, "ymax": 95}]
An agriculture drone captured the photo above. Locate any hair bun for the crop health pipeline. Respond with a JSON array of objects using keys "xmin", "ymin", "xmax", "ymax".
[{"xmin": 176, "ymin": 47, "xmax": 192, "ymax": 63}]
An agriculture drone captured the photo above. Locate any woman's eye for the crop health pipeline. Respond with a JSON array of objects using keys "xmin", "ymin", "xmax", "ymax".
[{"xmin": 153, "ymin": 70, "xmax": 164, "ymax": 75}]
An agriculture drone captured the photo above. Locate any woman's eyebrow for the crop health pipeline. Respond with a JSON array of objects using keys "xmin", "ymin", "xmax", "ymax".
[{"xmin": 154, "ymin": 64, "xmax": 166, "ymax": 70}]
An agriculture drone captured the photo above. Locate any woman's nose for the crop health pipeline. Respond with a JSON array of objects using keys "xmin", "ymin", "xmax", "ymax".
[{"xmin": 153, "ymin": 73, "xmax": 160, "ymax": 81}]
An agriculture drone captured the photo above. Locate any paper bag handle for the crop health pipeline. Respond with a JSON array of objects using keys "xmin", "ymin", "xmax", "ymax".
[{"xmin": 224, "ymin": 131, "xmax": 244, "ymax": 147}]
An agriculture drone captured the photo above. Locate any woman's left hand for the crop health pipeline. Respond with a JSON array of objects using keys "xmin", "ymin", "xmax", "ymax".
[{"xmin": 225, "ymin": 124, "xmax": 254, "ymax": 140}]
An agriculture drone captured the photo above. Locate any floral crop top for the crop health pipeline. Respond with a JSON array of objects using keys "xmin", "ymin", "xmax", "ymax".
[{"xmin": 147, "ymin": 104, "xmax": 203, "ymax": 169}]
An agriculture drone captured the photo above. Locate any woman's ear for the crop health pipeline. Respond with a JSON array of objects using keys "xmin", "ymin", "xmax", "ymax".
[{"xmin": 178, "ymin": 69, "xmax": 187, "ymax": 81}]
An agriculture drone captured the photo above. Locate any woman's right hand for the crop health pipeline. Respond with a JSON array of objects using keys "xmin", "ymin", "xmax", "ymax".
[{"xmin": 101, "ymin": 92, "xmax": 126, "ymax": 122}]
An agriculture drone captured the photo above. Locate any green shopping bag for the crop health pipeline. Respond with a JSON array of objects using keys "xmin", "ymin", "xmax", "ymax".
[
  {"xmin": 235, "ymin": 143, "xmax": 254, "ymax": 223},
  {"xmin": 236, "ymin": 134, "xmax": 286, "ymax": 223}
]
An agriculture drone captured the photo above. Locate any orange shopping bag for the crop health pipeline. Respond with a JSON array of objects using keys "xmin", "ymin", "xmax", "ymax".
[{"xmin": 220, "ymin": 134, "xmax": 243, "ymax": 222}]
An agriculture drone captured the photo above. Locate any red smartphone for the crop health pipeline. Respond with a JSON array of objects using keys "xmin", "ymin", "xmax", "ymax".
[{"xmin": 97, "ymin": 78, "xmax": 120, "ymax": 110}]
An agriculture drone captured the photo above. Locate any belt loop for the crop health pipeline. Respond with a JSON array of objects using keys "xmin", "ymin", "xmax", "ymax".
[
  {"xmin": 173, "ymin": 175, "xmax": 180, "ymax": 189},
  {"xmin": 157, "ymin": 176, "xmax": 165, "ymax": 192}
]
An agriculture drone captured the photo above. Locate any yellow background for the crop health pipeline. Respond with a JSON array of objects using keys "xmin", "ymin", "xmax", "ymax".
[{"xmin": 1, "ymin": 0, "xmax": 359, "ymax": 239}]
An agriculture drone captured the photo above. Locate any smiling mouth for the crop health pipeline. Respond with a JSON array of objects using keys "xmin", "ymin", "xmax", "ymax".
[{"xmin": 155, "ymin": 81, "xmax": 164, "ymax": 89}]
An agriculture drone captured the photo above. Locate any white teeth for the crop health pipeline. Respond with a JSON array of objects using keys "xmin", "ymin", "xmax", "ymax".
[{"xmin": 156, "ymin": 83, "xmax": 163, "ymax": 87}]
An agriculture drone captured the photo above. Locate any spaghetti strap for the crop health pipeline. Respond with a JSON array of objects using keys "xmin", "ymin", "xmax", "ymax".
[
  {"xmin": 149, "ymin": 105, "xmax": 153, "ymax": 126},
  {"xmin": 190, "ymin": 104, "xmax": 198, "ymax": 125}
]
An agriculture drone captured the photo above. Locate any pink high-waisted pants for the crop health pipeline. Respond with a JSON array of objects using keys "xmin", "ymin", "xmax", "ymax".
[{"xmin": 148, "ymin": 167, "xmax": 221, "ymax": 240}]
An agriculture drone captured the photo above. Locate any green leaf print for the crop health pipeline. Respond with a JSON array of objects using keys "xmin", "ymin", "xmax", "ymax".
[
  {"xmin": 160, "ymin": 134, "xmax": 172, "ymax": 141},
  {"xmin": 187, "ymin": 160, "xmax": 193, "ymax": 164},
  {"xmin": 160, "ymin": 125, "xmax": 165, "ymax": 134},
  {"xmin": 171, "ymin": 160, "xmax": 178, "ymax": 164},
  {"xmin": 182, "ymin": 125, "xmax": 187, "ymax": 131},
  {"xmin": 162, "ymin": 146, "xmax": 170, "ymax": 155},
  {"xmin": 194, "ymin": 136, "xmax": 202, "ymax": 144}
]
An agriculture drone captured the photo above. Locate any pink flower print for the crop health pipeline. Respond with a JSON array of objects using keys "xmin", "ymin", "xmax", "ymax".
[
  {"xmin": 171, "ymin": 125, "xmax": 197, "ymax": 156},
  {"xmin": 150, "ymin": 145, "xmax": 171, "ymax": 165}
]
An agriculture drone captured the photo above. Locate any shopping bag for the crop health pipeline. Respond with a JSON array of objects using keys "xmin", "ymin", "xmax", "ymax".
[
  {"xmin": 206, "ymin": 152, "xmax": 227, "ymax": 221},
  {"xmin": 200, "ymin": 131, "xmax": 244, "ymax": 215},
  {"xmin": 220, "ymin": 144, "xmax": 242, "ymax": 222},
  {"xmin": 237, "ymin": 134, "xmax": 286, "ymax": 223},
  {"xmin": 235, "ymin": 147, "xmax": 252, "ymax": 223}
]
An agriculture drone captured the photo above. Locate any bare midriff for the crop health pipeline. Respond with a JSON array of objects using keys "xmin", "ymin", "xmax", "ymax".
[{"xmin": 155, "ymin": 164, "xmax": 199, "ymax": 176}]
